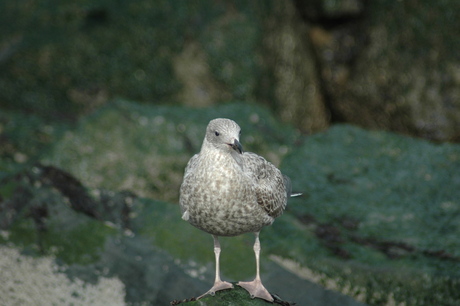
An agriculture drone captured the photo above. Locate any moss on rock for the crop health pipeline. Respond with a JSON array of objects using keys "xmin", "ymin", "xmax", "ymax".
[
  {"xmin": 274, "ymin": 124, "xmax": 460, "ymax": 305},
  {"xmin": 43, "ymin": 99, "xmax": 298, "ymax": 202}
]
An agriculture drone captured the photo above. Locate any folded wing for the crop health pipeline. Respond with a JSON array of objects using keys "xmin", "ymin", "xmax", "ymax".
[{"xmin": 242, "ymin": 152, "xmax": 290, "ymax": 218}]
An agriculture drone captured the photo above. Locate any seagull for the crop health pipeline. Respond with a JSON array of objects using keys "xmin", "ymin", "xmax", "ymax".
[{"xmin": 179, "ymin": 118, "xmax": 298, "ymax": 302}]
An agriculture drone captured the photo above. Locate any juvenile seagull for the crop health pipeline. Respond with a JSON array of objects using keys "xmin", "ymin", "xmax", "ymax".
[{"xmin": 180, "ymin": 118, "xmax": 297, "ymax": 302}]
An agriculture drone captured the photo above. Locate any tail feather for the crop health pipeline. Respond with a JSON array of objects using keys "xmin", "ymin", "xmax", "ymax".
[{"xmin": 283, "ymin": 175, "xmax": 303, "ymax": 198}]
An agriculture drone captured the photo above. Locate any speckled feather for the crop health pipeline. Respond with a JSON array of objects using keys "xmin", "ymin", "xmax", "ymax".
[{"xmin": 179, "ymin": 118, "xmax": 291, "ymax": 237}]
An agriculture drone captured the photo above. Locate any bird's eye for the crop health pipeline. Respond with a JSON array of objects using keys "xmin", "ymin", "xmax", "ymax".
[
  {"xmin": 215, "ymin": 131, "xmax": 220, "ymax": 136},
  {"xmin": 239, "ymin": 130, "xmax": 242, "ymax": 135}
]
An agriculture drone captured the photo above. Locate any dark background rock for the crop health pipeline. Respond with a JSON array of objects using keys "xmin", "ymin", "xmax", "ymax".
[
  {"xmin": 1, "ymin": 0, "xmax": 458, "ymax": 139},
  {"xmin": 297, "ymin": 0, "xmax": 460, "ymax": 141},
  {"xmin": 262, "ymin": 0, "xmax": 329, "ymax": 133}
]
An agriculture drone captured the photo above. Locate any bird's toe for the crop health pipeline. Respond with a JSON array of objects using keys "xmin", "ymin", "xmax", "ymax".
[{"xmin": 238, "ymin": 279, "xmax": 273, "ymax": 302}]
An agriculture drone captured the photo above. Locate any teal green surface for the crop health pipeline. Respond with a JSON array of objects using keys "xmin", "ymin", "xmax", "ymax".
[
  {"xmin": 1, "ymin": 102, "xmax": 459, "ymax": 305},
  {"xmin": 44, "ymin": 99, "xmax": 298, "ymax": 202}
]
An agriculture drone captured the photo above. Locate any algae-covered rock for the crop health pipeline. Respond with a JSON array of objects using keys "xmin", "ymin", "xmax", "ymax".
[
  {"xmin": 272, "ymin": 124, "xmax": 460, "ymax": 305},
  {"xmin": 0, "ymin": 162, "xmax": 363, "ymax": 305},
  {"xmin": 2, "ymin": 101, "xmax": 459, "ymax": 305},
  {"xmin": 171, "ymin": 283, "xmax": 288, "ymax": 306},
  {"xmin": 0, "ymin": 110, "xmax": 67, "ymax": 180},
  {"xmin": 43, "ymin": 99, "xmax": 299, "ymax": 202},
  {"xmin": 3, "ymin": 0, "xmax": 458, "ymax": 140},
  {"xmin": 0, "ymin": 164, "xmax": 209, "ymax": 305},
  {"xmin": 0, "ymin": 1, "xmax": 261, "ymax": 113},
  {"xmin": 0, "ymin": 0, "xmax": 329, "ymax": 134}
]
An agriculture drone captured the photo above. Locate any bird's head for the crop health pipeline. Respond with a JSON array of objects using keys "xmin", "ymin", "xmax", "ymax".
[{"xmin": 205, "ymin": 118, "xmax": 243, "ymax": 155}]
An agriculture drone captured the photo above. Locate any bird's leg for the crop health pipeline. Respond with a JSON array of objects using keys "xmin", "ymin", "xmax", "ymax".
[
  {"xmin": 197, "ymin": 235, "xmax": 233, "ymax": 299},
  {"xmin": 237, "ymin": 232, "xmax": 273, "ymax": 302}
]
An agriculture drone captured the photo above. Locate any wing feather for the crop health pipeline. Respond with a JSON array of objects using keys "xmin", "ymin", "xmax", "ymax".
[{"xmin": 242, "ymin": 152, "xmax": 290, "ymax": 218}]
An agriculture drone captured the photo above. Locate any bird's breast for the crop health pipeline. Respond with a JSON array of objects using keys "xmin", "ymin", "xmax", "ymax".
[{"xmin": 181, "ymin": 156, "xmax": 272, "ymax": 236}]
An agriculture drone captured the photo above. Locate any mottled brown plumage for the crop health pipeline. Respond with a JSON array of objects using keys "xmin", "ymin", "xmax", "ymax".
[{"xmin": 179, "ymin": 118, "xmax": 294, "ymax": 302}]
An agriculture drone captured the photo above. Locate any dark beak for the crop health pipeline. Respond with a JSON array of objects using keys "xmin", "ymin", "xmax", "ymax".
[{"xmin": 231, "ymin": 139, "xmax": 243, "ymax": 154}]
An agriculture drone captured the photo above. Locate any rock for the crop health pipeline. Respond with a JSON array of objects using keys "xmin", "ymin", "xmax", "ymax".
[
  {"xmin": 0, "ymin": 0, "xmax": 329, "ymax": 134},
  {"xmin": 2, "ymin": 102, "xmax": 459, "ymax": 305},
  {"xmin": 0, "ymin": 245, "xmax": 126, "ymax": 306},
  {"xmin": 0, "ymin": 162, "xmax": 363, "ymax": 305},
  {"xmin": 172, "ymin": 41, "xmax": 230, "ymax": 107},
  {"xmin": 0, "ymin": 111, "xmax": 64, "ymax": 170},
  {"xmin": 171, "ymin": 283, "xmax": 287, "ymax": 306},
  {"xmin": 3, "ymin": 1, "xmax": 458, "ymax": 140},
  {"xmin": 277, "ymin": 124, "xmax": 460, "ymax": 304},
  {"xmin": 263, "ymin": 0, "xmax": 329, "ymax": 133},
  {"xmin": 0, "ymin": 165, "xmax": 209, "ymax": 305},
  {"xmin": 294, "ymin": 0, "xmax": 365, "ymax": 21},
  {"xmin": 308, "ymin": 0, "xmax": 460, "ymax": 141},
  {"xmin": 43, "ymin": 100, "xmax": 299, "ymax": 202}
]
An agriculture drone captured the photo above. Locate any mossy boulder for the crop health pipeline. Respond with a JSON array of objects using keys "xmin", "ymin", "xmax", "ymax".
[
  {"xmin": 171, "ymin": 284, "xmax": 288, "ymax": 306},
  {"xmin": 1, "ymin": 101, "xmax": 459, "ymax": 305},
  {"xmin": 273, "ymin": 124, "xmax": 460, "ymax": 305},
  {"xmin": 0, "ymin": 1, "xmax": 228, "ymax": 111},
  {"xmin": 0, "ymin": 164, "xmax": 209, "ymax": 305},
  {"xmin": 0, "ymin": 163, "xmax": 361, "ymax": 305},
  {"xmin": 43, "ymin": 99, "xmax": 298, "ymax": 202},
  {"xmin": 0, "ymin": 0, "xmax": 327, "ymax": 133}
]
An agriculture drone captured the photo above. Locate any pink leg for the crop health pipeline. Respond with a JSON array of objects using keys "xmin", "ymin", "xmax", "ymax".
[
  {"xmin": 197, "ymin": 235, "xmax": 233, "ymax": 299},
  {"xmin": 237, "ymin": 232, "xmax": 273, "ymax": 302}
]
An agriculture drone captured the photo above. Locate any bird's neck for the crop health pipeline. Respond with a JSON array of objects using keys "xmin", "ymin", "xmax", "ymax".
[{"xmin": 200, "ymin": 141, "xmax": 243, "ymax": 169}]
